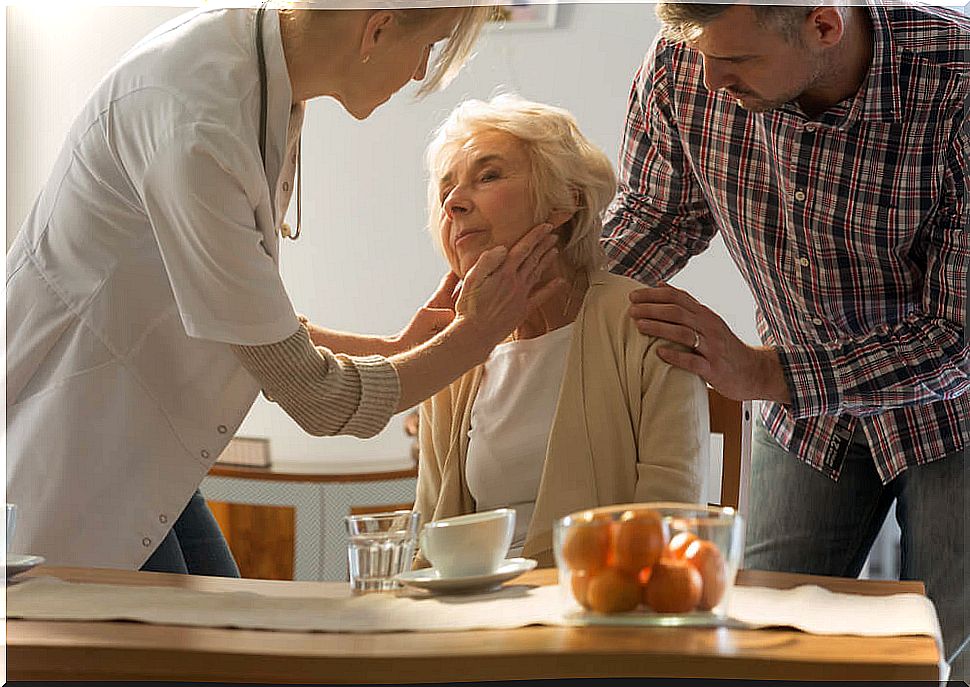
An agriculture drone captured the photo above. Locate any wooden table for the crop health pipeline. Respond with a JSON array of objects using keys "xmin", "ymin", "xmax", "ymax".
[{"xmin": 6, "ymin": 566, "xmax": 940, "ymax": 683}]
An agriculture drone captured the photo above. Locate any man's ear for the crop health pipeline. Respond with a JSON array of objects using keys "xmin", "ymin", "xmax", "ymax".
[
  {"xmin": 360, "ymin": 10, "xmax": 395, "ymax": 60},
  {"xmin": 806, "ymin": 6, "xmax": 845, "ymax": 48}
]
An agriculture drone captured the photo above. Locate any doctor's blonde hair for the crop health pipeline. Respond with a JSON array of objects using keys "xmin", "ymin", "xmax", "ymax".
[
  {"xmin": 426, "ymin": 94, "xmax": 616, "ymax": 272},
  {"xmin": 281, "ymin": 4, "xmax": 492, "ymax": 96},
  {"xmin": 396, "ymin": 5, "xmax": 492, "ymax": 95}
]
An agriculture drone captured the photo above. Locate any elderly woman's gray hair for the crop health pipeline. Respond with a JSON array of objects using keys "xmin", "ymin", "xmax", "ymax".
[{"xmin": 425, "ymin": 94, "xmax": 616, "ymax": 272}]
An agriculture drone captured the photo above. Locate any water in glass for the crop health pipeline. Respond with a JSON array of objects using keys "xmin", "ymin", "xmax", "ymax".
[
  {"xmin": 347, "ymin": 531, "xmax": 417, "ymax": 592},
  {"xmin": 345, "ymin": 510, "xmax": 419, "ymax": 593}
]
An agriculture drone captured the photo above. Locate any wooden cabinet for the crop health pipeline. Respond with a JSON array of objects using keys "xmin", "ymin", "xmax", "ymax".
[
  {"xmin": 207, "ymin": 501, "xmax": 295, "ymax": 580},
  {"xmin": 202, "ymin": 463, "xmax": 417, "ymax": 581}
]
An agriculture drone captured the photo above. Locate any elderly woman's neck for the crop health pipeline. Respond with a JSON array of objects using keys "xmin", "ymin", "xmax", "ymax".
[{"xmin": 513, "ymin": 262, "xmax": 589, "ymax": 341}]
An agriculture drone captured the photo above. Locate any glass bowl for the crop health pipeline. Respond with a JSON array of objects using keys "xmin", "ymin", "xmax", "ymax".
[{"xmin": 553, "ymin": 502, "xmax": 744, "ymax": 627}]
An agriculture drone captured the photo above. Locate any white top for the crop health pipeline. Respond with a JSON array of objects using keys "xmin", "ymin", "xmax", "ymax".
[
  {"xmin": 5, "ymin": 7, "xmax": 303, "ymax": 568},
  {"xmin": 466, "ymin": 324, "xmax": 574, "ymax": 557}
]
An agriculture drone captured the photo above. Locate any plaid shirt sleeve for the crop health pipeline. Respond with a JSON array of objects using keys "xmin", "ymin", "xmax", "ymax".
[
  {"xmin": 602, "ymin": 40, "xmax": 718, "ymax": 284},
  {"xmin": 779, "ymin": 107, "xmax": 970, "ymax": 418}
]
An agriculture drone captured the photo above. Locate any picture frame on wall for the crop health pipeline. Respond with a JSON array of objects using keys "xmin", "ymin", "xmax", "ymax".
[{"xmin": 488, "ymin": 1, "xmax": 559, "ymax": 31}]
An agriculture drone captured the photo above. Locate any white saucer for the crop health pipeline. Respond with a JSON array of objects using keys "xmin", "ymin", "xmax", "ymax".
[
  {"xmin": 394, "ymin": 557, "xmax": 537, "ymax": 594},
  {"xmin": 6, "ymin": 554, "xmax": 45, "ymax": 579}
]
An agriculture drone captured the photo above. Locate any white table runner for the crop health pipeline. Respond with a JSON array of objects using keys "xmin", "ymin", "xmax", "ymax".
[{"xmin": 7, "ymin": 575, "xmax": 943, "ymax": 644}]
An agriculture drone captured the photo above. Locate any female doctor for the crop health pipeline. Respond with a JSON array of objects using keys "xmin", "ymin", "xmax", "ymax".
[{"xmin": 5, "ymin": 3, "xmax": 563, "ymax": 576}]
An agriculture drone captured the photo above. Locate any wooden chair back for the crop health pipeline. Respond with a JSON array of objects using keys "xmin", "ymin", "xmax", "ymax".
[{"xmin": 707, "ymin": 386, "xmax": 753, "ymax": 517}]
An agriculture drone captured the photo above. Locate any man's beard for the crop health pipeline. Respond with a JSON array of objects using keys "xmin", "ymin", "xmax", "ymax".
[
  {"xmin": 732, "ymin": 91, "xmax": 799, "ymax": 112},
  {"xmin": 732, "ymin": 56, "xmax": 830, "ymax": 114}
]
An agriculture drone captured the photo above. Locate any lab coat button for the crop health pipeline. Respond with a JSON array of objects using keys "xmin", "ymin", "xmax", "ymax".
[
  {"xmin": 142, "ymin": 537, "xmax": 152, "ymax": 547},
  {"xmin": 201, "ymin": 449, "xmax": 210, "ymax": 459},
  {"xmin": 159, "ymin": 514, "xmax": 168, "ymax": 524},
  {"xmin": 217, "ymin": 425, "xmax": 228, "ymax": 434},
  {"xmin": 282, "ymin": 181, "xmax": 290, "ymax": 193}
]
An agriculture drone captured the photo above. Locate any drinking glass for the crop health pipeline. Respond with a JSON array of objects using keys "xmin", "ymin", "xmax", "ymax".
[{"xmin": 345, "ymin": 510, "xmax": 420, "ymax": 593}]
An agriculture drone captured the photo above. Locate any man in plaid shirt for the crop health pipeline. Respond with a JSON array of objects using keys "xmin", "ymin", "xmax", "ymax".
[{"xmin": 603, "ymin": 1, "xmax": 968, "ymax": 678}]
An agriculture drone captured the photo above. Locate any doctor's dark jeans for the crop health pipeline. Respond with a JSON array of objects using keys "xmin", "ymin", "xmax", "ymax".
[
  {"xmin": 140, "ymin": 489, "xmax": 240, "ymax": 578},
  {"xmin": 744, "ymin": 418, "xmax": 968, "ymax": 683}
]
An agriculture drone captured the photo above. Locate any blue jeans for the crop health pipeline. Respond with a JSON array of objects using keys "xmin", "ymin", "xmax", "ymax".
[
  {"xmin": 140, "ymin": 489, "xmax": 240, "ymax": 578},
  {"xmin": 745, "ymin": 419, "xmax": 968, "ymax": 682}
]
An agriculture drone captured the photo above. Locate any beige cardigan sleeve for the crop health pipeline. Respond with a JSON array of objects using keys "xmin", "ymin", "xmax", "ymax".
[{"xmin": 634, "ymin": 339, "xmax": 710, "ymax": 503}]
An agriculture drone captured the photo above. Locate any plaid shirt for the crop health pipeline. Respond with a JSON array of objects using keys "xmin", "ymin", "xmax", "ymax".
[{"xmin": 603, "ymin": 2, "xmax": 970, "ymax": 483}]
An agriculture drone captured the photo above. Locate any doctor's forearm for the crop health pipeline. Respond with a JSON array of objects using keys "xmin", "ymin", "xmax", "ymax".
[
  {"xmin": 390, "ymin": 317, "xmax": 492, "ymax": 412},
  {"xmin": 302, "ymin": 321, "xmax": 397, "ymax": 357},
  {"xmin": 232, "ymin": 318, "xmax": 491, "ymax": 436},
  {"xmin": 232, "ymin": 326, "xmax": 399, "ymax": 439}
]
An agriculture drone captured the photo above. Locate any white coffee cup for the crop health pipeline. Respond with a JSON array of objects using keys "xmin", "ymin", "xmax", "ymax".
[{"xmin": 420, "ymin": 508, "xmax": 515, "ymax": 578}]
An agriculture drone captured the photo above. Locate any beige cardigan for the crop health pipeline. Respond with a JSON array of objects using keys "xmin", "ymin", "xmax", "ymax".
[{"xmin": 415, "ymin": 271, "xmax": 710, "ymax": 567}]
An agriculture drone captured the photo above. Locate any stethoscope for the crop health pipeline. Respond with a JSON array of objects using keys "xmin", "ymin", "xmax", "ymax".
[{"xmin": 255, "ymin": 2, "xmax": 302, "ymax": 240}]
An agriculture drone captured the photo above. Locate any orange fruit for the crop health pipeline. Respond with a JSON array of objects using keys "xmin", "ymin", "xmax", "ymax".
[
  {"xmin": 685, "ymin": 539, "xmax": 728, "ymax": 611},
  {"xmin": 643, "ymin": 558, "xmax": 703, "ymax": 613},
  {"xmin": 561, "ymin": 519, "xmax": 611, "ymax": 572},
  {"xmin": 637, "ymin": 566, "xmax": 654, "ymax": 605},
  {"xmin": 585, "ymin": 568, "xmax": 641, "ymax": 614},
  {"xmin": 665, "ymin": 531, "xmax": 698, "ymax": 559},
  {"xmin": 611, "ymin": 509, "xmax": 665, "ymax": 574},
  {"xmin": 570, "ymin": 570, "xmax": 592, "ymax": 609}
]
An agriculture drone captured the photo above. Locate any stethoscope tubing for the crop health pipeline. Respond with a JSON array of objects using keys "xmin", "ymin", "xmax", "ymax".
[
  {"xmin": 255, "ymin": 2, "xmax": 301, "ymax": 240},
  {"xmin": 256, "ymin": 2, "xmax": 269, "ymax": 173}
]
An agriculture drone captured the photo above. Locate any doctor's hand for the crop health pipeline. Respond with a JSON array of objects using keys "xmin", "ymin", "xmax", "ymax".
[
  {"xmin": 454, "ymin": 223, "xmax": 565, "ymax": 349},
  {"xmin": 389, "ymin": 272, "xmax": 460, "ymax": 354},
  {"xmin": 628, "ymin": 283, "xmax": 791, "ymax": 404}
]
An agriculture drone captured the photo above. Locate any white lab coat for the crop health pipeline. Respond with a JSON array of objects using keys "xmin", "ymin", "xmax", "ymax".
[{"xmin": 6, "ymin": 7, "xmax": 303, "ymax": 568}]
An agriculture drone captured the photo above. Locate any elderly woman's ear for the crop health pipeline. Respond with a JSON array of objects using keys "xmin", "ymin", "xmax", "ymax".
[
  {"xmin": 545, "ymin": 209, "xmax": 576, "ymax": 229},
  {"xmin": 545, "ymin": 189, "xmax": 581, "ymax": 229}
]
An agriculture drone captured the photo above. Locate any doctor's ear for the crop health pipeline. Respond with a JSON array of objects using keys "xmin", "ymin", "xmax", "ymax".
[{"xmin": 360, "ymin": 11, "xmax": 395, "ymax": 59}]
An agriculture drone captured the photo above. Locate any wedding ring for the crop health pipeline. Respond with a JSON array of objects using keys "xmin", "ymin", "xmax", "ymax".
[{"xmin": 691, "ymin": 329, "xmax": 701, "ymax": 351}]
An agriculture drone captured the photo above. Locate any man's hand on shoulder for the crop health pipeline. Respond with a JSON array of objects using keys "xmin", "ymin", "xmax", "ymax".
[{"xmin": 628, "ymin": 283, "xmax": 792, "ymax": 404}]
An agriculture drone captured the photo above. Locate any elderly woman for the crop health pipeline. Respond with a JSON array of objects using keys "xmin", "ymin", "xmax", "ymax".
[{"xmin": 415, "ymin": 95, "xmax": 711, "ymax": 566}]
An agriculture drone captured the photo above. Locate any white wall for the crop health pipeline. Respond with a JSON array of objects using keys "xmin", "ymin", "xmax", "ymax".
[{"xmin": 6, "ymin": 4, "xmax": 758, "ymax": 471}]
